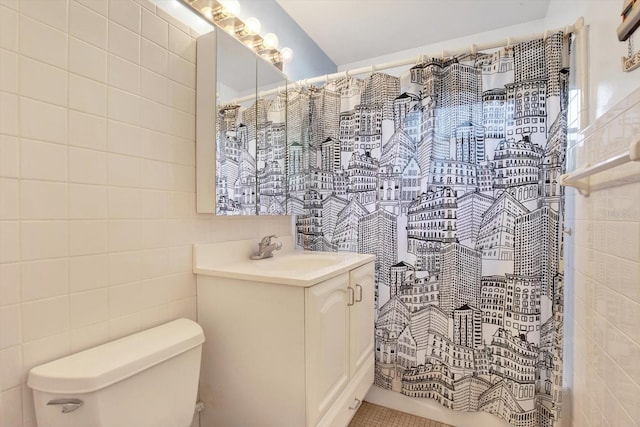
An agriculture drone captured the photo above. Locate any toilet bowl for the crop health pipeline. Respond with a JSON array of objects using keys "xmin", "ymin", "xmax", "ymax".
[{"xmin": 28, "ymin": 318, "xmax": 204, "ymax": 427}]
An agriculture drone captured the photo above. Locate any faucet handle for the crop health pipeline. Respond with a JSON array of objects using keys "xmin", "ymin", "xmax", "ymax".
[
  {"xmin": 251, "ymin": 235, "xmax": 282, "ymax": 260},
  {"xmin": 260, "ymin": 235, "xmax": 278, "ymax": 245}
]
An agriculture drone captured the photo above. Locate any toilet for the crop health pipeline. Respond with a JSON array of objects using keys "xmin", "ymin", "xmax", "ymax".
[{"xmin": 27, "ymin": 318, "xmax": 205, "ymax": 427}]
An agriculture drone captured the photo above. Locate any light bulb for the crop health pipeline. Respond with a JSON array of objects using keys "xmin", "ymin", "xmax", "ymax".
[
  {"xmin": 263, "ymin": 33, "xmax": 279, "ymax": 49},
  {"xmin": 245, "ymin": 17, "xmax": 261, "ymax": 34},
  {"xmin": 219, "ymin": 0, "xmax": 240, "ymax": 16},
  {"xmin": 281, "ymin": 47, "xmax": 294, "ymax": 62},
  {"xmin": 201, "ymin": 6, "xmax": 213, "ymax": 19}
]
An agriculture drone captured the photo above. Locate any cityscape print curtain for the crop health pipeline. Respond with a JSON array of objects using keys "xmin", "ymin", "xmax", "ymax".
[
  {"xmin": 295, "ymin": 33, "xmax": 569, "ymax": 426},
  {"xmin": 215, "ymin": 32, "xmax": 569, "ymax": 425}
]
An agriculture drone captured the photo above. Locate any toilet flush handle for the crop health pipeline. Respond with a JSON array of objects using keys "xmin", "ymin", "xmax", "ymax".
[{"xmin": 47, "ymin": 398, "xmax": 83, "ymax": 413}]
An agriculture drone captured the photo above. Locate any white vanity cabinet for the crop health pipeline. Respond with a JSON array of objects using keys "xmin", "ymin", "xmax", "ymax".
[
  {"xmin": 194, "ymin": 244, "xmax": 375, "ymax": 427},
  {"xmin": 305, "ymin": 263, "xmax": 375, "ymax": 427}
]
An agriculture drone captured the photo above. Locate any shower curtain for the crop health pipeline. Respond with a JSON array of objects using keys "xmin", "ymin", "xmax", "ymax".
[{"xmin": 221, "ymin": 32, "xmax": 569, "ymax": 426}]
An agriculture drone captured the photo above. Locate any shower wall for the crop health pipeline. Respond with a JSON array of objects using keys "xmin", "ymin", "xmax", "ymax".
[{"xmin": 564, "ymin": 87, "xmax": 640, "ymax": 427}]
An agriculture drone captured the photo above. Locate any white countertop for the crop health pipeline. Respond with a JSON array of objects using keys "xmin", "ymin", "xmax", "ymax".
[{"xmin": 193, "ymin": 239, "xmax": 375, "ymax": 287}]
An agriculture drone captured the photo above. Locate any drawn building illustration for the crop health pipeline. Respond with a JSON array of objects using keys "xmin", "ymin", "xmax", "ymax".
[{"xmin": 457, "ymin": 190, "xmax": 494, "ymax": 246}]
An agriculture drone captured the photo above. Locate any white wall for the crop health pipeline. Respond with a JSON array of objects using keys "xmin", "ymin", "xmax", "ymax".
[
  {"xmin": 564, "ymin": 87, "xmax": 640, "ymax": 427},
  {"xmin": 338, "ymin": 18, "xmax": 549, "ymax": 74},
  {"xmin": 0, "ymin": 1, "xmax": 291, "ymax": 426}
]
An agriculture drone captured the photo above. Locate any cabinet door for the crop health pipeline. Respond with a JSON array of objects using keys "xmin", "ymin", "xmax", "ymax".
[
  {"xmin": 349, "ymin": 262, "xmax": 375, "ymax": 377},
  {"xmin": 305, "ymin": 274, "xmax": 351, "ymax": 426}
]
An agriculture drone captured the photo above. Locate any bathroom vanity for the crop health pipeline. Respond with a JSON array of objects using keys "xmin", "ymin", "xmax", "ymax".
[{"xmin": 193, "ymin": 240, "xmax": 375, "ymax": 427}]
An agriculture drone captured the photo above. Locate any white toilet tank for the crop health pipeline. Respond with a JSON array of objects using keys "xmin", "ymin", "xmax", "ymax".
[{"xmin": 28, "ymin": 318, "xmax": 205, "ymax": 427}]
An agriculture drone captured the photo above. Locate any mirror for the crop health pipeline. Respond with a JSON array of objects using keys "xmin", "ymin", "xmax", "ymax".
[
  {"xmin": 215, "ymin": 30, "xmax": 258, "ymax": 215},
  {"xmin": 196, "ymin": 29, "xmax": 289, "ymax": 215},
  {"xmin": 256, "ymin": 60, "xmax": 288, "ymax": 215}
]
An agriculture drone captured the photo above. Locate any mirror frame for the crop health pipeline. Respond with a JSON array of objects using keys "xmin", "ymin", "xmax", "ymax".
[{"xmin": 196, "ymin": 31, "xmax": 217, "ymax": 213}]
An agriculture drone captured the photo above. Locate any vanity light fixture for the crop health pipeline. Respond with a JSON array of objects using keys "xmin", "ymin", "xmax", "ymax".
[
  {"xmin": 179, "ymin": 0, "xmax": 285, "ymax": 70},
  {"xmin": 218, "ymin": 0, "xmax": 240, "ymax": 16},
  {"xmin": 263, "ymin": 32, "xmax": 279, "ymax": 49},
  {"xmin": 245, "ymin": 17, "xmax": 261, "ymax": 35},
  {"xmin": 200, "ymin": 5, "xmax": 213, "ymax": 19},
  {"xmin": 281, "ymin": 47, "xmax": 294, "ymax": 63}
]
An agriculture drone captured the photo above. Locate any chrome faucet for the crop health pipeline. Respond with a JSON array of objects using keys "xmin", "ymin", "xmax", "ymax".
[{"xmin": 250, "ymin": 235, "xmax": 282, "ymax": 260}]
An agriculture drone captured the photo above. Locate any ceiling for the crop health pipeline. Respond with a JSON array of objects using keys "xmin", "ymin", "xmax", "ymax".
[{"xmin": 275, "ymin": 0, "xmax": 551, "ymax": 66}]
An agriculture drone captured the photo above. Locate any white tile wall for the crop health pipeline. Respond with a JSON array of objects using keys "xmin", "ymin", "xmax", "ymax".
[
  {"xmin": 20, "ymin": 180, "xmax": 68, "ymax": 219},
  {"xmin": 0, "ymin": 7, "xmax": 18, "ymax": 51},
  {"xmin": 69, "ymin": 73, "xmax": 107, "ymax": 116},
  {"xmin": 0, "ymin": 48, "xmax": 18, "ymax": 91},
  {"xmin": 69, "ymin": 147, "xmax": 107, "ymax": 185},
  {"xmin": 566, "ymin": 86, "xmax": 640, "ymax": 427},
  {"xmin": 18, "ymin": 57, "xmax": 67, "ymax": 106},
  {"xmin": 141, "ymin": 7, "xmax": 168, "ymax": 48},
  {"xmin": 69, "ymin": 1, "xmax": 107, "ymax": 49},
  {"xmin": 0, "ymin": 263, "xmax": 20, "ymax": 305},
  {"xmin": 19, "ymin": 0, "xmax": 67, "ymax": 32},
  {"xmin": 109, "ymin": 0, "xmax": 140, "ymax": 33},
  {"xmin": 0, "ymin": 177, "xmax": 18, "ymax": 219},
  {"xmin": 20, "ymin": 139, "xmax": 67, "ymax": 181},
  {"xmin": 0, "ymin": 2, "xmax": 292, "ymax": 426},
  {"xmin": 68, "ymin": 110, "xmax": 107, "ymax": 150},
  {"xmin": 108, "ymin": 21, "xmax": 140, "ymax": 64},
  {"xmin": 21, "ymin": 258, "xmax": 68, "ymax": 302},
  {"xmin": 69, "ymin": 36, "xmax": 107, "ymax": 81},
  {"xmin": 19, "ymin": 100, "xmax": 67, "ymax": 144},
  {"xmin": 18, "ymin": 15, "xmax": 67, "ymax": 68},
  {"xmin": 0, "ymin": 135, "xmax": 19, "ymax": 176},
  {"xmin": 108, "ymin": 54, "xmax": 140, "ymax": 94}
]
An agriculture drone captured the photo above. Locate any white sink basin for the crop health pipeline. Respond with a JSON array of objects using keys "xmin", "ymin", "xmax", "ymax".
[{"xmin": 193, "ymin": 244, "xmax": 375, "ymax": 287}]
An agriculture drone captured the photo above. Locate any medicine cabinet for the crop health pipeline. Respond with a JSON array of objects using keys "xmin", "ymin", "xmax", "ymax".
[{"xmin": 197, "ymin": 29, "xmax": 302, "ymax": 215}]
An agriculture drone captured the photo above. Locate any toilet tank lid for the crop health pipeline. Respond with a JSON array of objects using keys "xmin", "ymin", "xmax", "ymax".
[{"xmin": 27, "ymin": 318, "xmax": 205, "ymax": 394}]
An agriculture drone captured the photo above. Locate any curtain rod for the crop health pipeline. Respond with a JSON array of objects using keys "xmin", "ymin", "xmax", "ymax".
[{"xmin": 231, "ymin": 16, "xmax": 585, "ymax": 105}]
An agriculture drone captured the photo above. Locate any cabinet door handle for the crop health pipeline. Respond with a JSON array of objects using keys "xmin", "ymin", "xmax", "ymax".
[
  {"xmin": 355, "ymin": 284, "xmax": 363, "ymax": 302},
  {"xmin": 347, "ymin": 286, "xmax": 355, "ymax": 306},
  {"xmin": 349, "ymin": 398, "xmax": 362, "ymax": 411}
]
